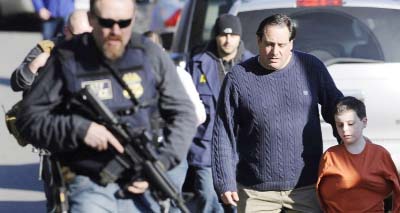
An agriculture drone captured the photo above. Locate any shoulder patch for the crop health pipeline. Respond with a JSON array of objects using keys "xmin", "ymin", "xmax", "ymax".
[{"xmin": 37, "ymin": 40, "xmax": 55, "ymax": 53}]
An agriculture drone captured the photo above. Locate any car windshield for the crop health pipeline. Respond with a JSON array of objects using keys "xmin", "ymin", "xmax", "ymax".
[{"xmin": 238, "ymin": 7, "xmax": 400, "ymax": 63}]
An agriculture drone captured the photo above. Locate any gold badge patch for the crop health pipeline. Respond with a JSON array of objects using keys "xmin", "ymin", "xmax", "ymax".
[
  {"xmin": 200, "ymin": 74, "xmax": 207, "ymax": 83},
  {"xmin": 81, "ymin": 79, "xmax": 113, "ymax": 100},
  {"xmin": 122, "ymin": 72, "xmax": 143, "ymax": 99}
]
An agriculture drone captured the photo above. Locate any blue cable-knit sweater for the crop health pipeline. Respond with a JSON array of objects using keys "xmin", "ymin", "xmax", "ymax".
[{"xmin": 211, "ymin": 51, "xmax": 343, "ymax": 195}]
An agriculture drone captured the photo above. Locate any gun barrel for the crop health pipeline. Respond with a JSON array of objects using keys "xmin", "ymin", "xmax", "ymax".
[
  {"xmin": 77, "ymin": 87, "xmax": 190, "ymax": 211},
  {"xmin": 143, "ymin": 161, "xmax": 189, "ymax": 213}
]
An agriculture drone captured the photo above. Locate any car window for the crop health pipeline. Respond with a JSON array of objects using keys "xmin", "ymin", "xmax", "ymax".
[
  {"xmin": 238, "ymin": 7, "xmax": 400, "ymax": 63},
  {"xmin": 293, "ymin": 10, "xmax": 383, "ymax": 61}
]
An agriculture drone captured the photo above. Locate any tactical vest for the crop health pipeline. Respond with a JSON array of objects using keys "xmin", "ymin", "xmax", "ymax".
[
  {"xmin": 55, "ymin": 35, "xmax": 159, "ymax": 176},
  {"xmin": 62, "ymin": 41, "xmax": 158, "ymax": 131}
]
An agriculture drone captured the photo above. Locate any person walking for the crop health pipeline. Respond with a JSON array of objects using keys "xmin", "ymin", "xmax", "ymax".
[
  {"xmin": 143, "ymin": 29, "xmax": 206, "ymax": 213},
  {"xmin": 212, "ymin": 13, "xmax": 343, "ymax": 212},
  {"xmin": 186, "ymin": 14, "xmax": 253, "ymax": 213},
  {"xmin": 317, "ymin": 96, "xmax": 400, "ymax": 212},
  {"xmin": 11, "ymin": 9, "xmax": 92, "ymax": 92},
  {"xmin": 16, "ymin": 0, "xmax": 197, "ymax": 212},
  {"xmin": 32, "ymin": 0, "xmax": 75, "ymax": 39},
  {"xmin": 8, "ymin": 10, "xmax": 92, "ymax": 212}
]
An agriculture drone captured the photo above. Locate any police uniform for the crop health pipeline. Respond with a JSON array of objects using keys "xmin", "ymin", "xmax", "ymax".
[{"xmin": 16, "ymin": 32, "xmax": 197, "ymax": 212}]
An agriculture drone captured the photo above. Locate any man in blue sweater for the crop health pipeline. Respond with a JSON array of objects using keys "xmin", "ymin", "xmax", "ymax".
[
  {"xmin": 186, "ymin": 14, "xmax": 253, "ymax": 212},
  {"xmin": 211, "ymin": 14, "xmax": 343, "ymax": 212}
]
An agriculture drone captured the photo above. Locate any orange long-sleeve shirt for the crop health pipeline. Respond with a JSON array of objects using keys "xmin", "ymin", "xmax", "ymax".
[{"xmin": 317, "ymin": 140, "xmax": 400, "ymax": 212}]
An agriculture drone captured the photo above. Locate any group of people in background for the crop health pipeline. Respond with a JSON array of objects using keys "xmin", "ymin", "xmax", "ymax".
[{"xmin": 9, "ymin": 0, "xmax": 400, "ymax": 212}]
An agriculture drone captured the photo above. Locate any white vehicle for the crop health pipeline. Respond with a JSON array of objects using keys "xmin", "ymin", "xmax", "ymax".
[{"xmin": 172, "ymin": 0, "xmax": 400, "ymax": 173}]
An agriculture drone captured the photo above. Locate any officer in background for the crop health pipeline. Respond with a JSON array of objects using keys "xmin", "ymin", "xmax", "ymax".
[
  {"xmin": 143, "ymin": 30, "xmax": 207, "ymax": 213},
  {"xmin": 11, "ymin": 9, "xmax": 93, "ymax": 92},
  {"xmin": 7, "ymin": 10, "xmax": 93, "ymax": 213},
  {"xmin": 185, "ymin": 14, "xmax": 253, "ymax": 212},
  {"xmin": 16, "ymin": 0, "xmax": 197, "ymax": 212}
]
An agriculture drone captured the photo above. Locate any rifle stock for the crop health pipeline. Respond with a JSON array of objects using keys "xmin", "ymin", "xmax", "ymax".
[{"xmin": 78, "ymin": 87, "xmax": 189, "ymax": 213}]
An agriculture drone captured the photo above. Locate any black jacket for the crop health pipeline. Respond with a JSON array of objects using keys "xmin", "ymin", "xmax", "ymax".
[{"xmin": 16, "ymin": 33, "xmax": 197, "ymax": 175}]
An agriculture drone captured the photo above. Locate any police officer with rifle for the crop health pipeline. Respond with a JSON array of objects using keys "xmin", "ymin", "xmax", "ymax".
[
  {"xmin": 74, "ymin": 86, "xmax": 189, "ymax": 212},
  {"xmin": 15, "ymin": 0, "xmax": 197, "ymax": 212}
]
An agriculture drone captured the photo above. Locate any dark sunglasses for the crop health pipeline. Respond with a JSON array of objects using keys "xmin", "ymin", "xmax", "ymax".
[{"xmin": 96, "ymin": 16, "xmax": 132, "ymax": 29}]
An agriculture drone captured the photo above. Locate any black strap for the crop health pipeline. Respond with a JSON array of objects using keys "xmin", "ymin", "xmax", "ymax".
[{"xmin": 102, "ymin": 61, "xmax": 141, "ymax": 113}]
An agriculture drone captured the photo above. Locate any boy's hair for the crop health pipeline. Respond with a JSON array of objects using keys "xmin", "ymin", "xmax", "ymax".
[{"xmin": 335, "ymin": 96, "xmax": 366, "ymax": 119}]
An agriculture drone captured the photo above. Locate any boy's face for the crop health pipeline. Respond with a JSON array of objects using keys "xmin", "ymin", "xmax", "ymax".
[{"xmin": 335, "ymin": 109, "xmax": 367, "ymax": 145}]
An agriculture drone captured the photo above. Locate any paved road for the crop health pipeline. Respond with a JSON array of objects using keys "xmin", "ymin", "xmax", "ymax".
[{"xmin": 0, "ymin": 32, "xmax": 46, "ymax": 212}]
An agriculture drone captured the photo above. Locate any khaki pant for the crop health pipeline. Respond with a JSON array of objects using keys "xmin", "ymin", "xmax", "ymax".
[{"xmin": 237, "ymin": 184, "xmax": 322, "ymax": 213}]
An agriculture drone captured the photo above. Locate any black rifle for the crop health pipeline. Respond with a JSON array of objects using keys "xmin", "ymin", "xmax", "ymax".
[{"xmin": 77, "ymin": 86, "xmax": 189, "ymax": 213}]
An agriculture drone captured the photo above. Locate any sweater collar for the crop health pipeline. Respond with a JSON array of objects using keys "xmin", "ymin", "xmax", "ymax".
[{"xmin": 254, "ymin": 51, "xmax": 296, "ymax": 77}]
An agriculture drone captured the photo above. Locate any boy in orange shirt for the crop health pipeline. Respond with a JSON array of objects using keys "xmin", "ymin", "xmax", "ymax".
[{"xmin": 317, "ymin": 96, "xmax": 400, "ymax": 212}]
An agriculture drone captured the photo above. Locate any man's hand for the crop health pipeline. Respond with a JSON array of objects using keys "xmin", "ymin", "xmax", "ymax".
[
  {"xmin": 28, "ymin": 52, "xmax": 50, "ymax": 74},
  {"xmin": 38, "ymin": 8, "xmax": 51, "ymax": 21},
  {"xmin": 83, "ymin": 122, "xmax": 124, "ymax": 153},
  {"xmin": 127, "ymin": 181, "xmax": 149, "ymax": 194},
  {"xmin": 221, "ymin": 191, "xmax": 239, "ymax": 206}
]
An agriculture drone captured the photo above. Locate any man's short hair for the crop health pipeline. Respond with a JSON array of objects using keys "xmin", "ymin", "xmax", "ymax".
[
  {"xmin": 256, "ymin": 13, "xmax": 296, "ymax": 41},
  {"xmin": 89, "ymin": 0, "xmax": 135, "ymax": 14},
  {"xmin": 335, "ymin": 96, "xmax": 367, "ymax": 119}
]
